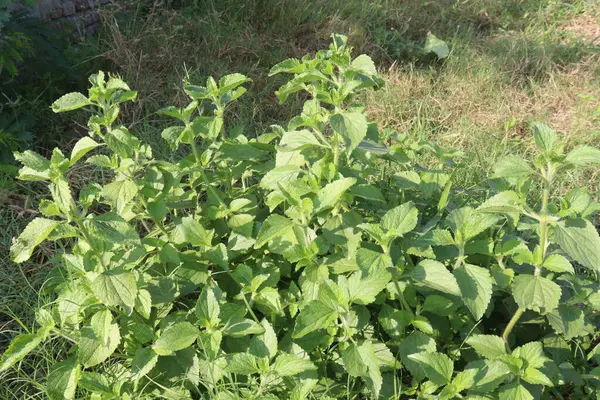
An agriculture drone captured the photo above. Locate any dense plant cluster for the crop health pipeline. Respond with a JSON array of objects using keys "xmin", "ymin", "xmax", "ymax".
[{"xmin": 2, "ymin": 35, "xmax": 600, "ymax": 399}]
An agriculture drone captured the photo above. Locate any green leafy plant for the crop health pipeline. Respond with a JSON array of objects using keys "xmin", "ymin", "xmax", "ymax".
[{"xmin": 2, "ymin": 34, "xmax": 600, "ymax": 399}]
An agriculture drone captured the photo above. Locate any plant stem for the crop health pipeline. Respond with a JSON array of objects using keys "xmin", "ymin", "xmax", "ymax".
[
  {"xmin": 503, "ymin": 164, "xmax": 553, "ymax": 344},
  {"xmin": 241, "ymin": 293, "xmax": 260, "ymax": 324},
  {"xmin": 332, "ymin": 133, "xmax": 340, "ymax": 177},
  {"xmin": 190, "ymin": 140, "xmax": 226, "ymax": 207}
]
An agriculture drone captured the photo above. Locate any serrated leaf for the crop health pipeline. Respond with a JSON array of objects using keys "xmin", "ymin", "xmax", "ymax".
[
  {"xmin": 350, "ymin": 54, "xmax": 377, "ymax": 76},
  {"xmin": 131, "ymin": 347, "xmax": 158, "ymax": 380},
  {"xmin": 51, "ymin": 92, "xmax": 91, "ymax": 112},
  {"xmin": 0, "ymin": 333, "xmax": 43, "ymax": 373},
  {"xmin": 477, "ymin": 191, "xmax": 523, "ymax": 214},
  {"xmin": 101, "ymin": 179, "xmax": 138, "ymax": 215},
  {"xmin": 78, "ymin": 372, "xmax": 112, "ymax": 395},
  {"xmin": 256, "ymin": 214, "xmax": 295, "ymax": 248},
  {"xmin": 408, "ymin": 351, "xmax": 454, "ymax": 385},
  {"xmin": 346, "ymin": 248, "xmax": 391, "ymax": 304},
  {"xmin": 70, "ymin": 137, "xmax": 100, "ymax": 166},
  {"xmin": 533, "ymin": 122, "xmax": 557, "ymax": 154},
  {"xmin": 492, "ymin": 156, "xmax": 534, "ymax": 184},
  {"xmin": 222, "ymin": 318, "xmax": 264, "ymax": 337},
  {"xmin": 330, "ymin": 112, "xmax": 368, "ymax": 155},
  {"xmin": 565, "ymin": 145, "xmax": 600, "ymax": 166},
  {"xmin": 152, "ymin": 322, "xmax": 199, "ymax": 356},
  {"xmin": 173, "ymin": 216, "xmax": 213, "ymax": 247},
  {"xmin": 315, "ymin": 177, "xmax": 356, "ymax": 213},
  {"xmin": 293, "ymin": 300, "xmax": 337, "ymax": 338},
  {"xmin": 411, "ymin": 260, "xmax": 461, "ymax": 297},
  {"xmin": 498, "ymin": 382, "xmax": 533, "ymax": 400},
  {"xmin": 398, "ymin": 332, "xmax": 436, "ymax": 381},
  {"xmin": 522, "ymin": 367, "xmax": 554, "ymax": 386},
  {"xmin": 554, "ymin": 218, "xmax": 600, "ymax": 273},
  {"xmin": 279, "ymin": 130, "xmax": 325, "ymax": 151},
  {"xmin": 547, "ymin": 304, "xmax": 585, "ymax": 339},
  {"xmin": 381, "ymin": 201, "xmax": 418, "ymax": 236},
  {"xmin": 342, "ymin": 341, "xmax": 382, "ymax": 397},
  {"xmin": 92, "ymin": 269, "xmax": 137, "ymax": 309},
  {"xmin": 466, "ymin": 335, "xmax": 507, "ymax": 359},
  {"xmin": 423, "ymin": 32, "xmax": 449, "ymax": 58},
  {"xmin": 78, "ymin": 324, "xmax": 120, "ymax": 368},
  {"xmin": 250, "ymin": 319, "xmax": 277, "ymax": 360},
  {"xmin": 47, "ymin": 357, "xmax": 80, "ymax": 400},
  {"xmin": 454, "ymin": 264, "xmax": 492, "ymax": 320},
  {"xmin": 219, "ymin": 73, "xmax": 252, "ymax": 95},
  {"xmin": 10, "ymin": 217, "xmax": 60, "ymax": 263},
  {"xmin": 196, "ymin": 287, "xmax": 220, "ymax": 328},
  {"xmin": 512, "ymin": 341, "xmax": 548, "ymax": 369},
  {"xmin": 512, "ymin": 275, "xmax": 561, "ymax": 313},
  {"xmin": 272, "ymin": 353, "xmax": 317, "ymax": 376},
  {"xmin": 447, "ymin": 207, "xmax": 498, "ymax": 243},
  {"xmin": 542, "ymin": 254, "xmax": 574, "ymax": 274},
  {"xmin": 226, "ymin": 353, "xmax": 259, "ymax": 375}
]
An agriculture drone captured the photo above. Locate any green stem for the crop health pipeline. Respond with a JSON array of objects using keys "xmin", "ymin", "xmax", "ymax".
[
  {"xmin": 332, "ymin": 133, "xmax": 340, "ymax": 178},
  {"xmin": 190, "ymin": 140, "xmax": 226, "ymax": 207},
  {"xmin": 503, "ymin": 164, "xmax": 553, "ymax": 344},
  {"xmin": 241, "ymin": 293, "xmax": 260, "ymax": 324}
]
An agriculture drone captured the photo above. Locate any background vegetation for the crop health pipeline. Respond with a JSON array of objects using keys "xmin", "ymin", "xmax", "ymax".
[{"xmin": 1, "ymin": 0, "xmax": 599, "ymax": 397}]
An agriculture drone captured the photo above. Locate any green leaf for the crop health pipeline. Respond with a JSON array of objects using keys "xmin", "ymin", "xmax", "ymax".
[
  {"xmin": 547, "ymin": 304, "xmax": 585, "ymax": 340},
  {"xmin": 90, "ymin": 309, "xmax": 112, "ymax": 346},
  {"xmin": 378, "ymin": 304, "xmax": 413, "ymax": 339},
  {"xmin": 346, "ymin": 248, "xmax": 392, "ymax": 304},
  {"xmin": 269, "ymin": 58, "xmax": 304, "ymax": 76},
  {"xmin": 78, "ymin": 324, "xmax": 121, "ymax": 368},
  {"xmin": 196, "ymin": 287, "xmax": 220, "ymax": 328},
  {"xmin": 408, "ymin": 351, "xmax": 454, "ymax": 386},
  {"xmin": 78, "ymin": 372, "xmax": 113, "ymax": 395},
  {"xmin": 522, "ymin": 367, "xmax": 554, "ymax": 386},
  {"xmin": 350, "ymin": 184, "xmax": 386, "ymax": 202},
  {"xmin": 279, "ymin": 130, "xmax": 325, "ymax": 151},
  {"xmin": 342, "ymin": 341, "xmax": 382, "ymax": 398},
  {"xmin": 256, "ymin": 214, "xmax": 295, "ymax": 248},
  {"xmin": 51, "ymin": 92, "xmax": 91, "ymax": 112},
  {"xmin": 131, "ymin": 347, "xmax": 158, "ymax": 380},
  {"xmin": 173, "ymin": 216, "xmax": 213, "ymax": 247},
  {"xmin": 293, "ymin": 300, "xmax": 338, "ymax": 338},
  {"xmin": 492, "ymin": 156, "xmax": 534, "ymax": 184},
  {"xmin": 10, "ymin": 217, "xmax": 60, "ymax": 263},
  {"xmin": 83, "ymin": 213, "xmax": 140, "ymax": 247},
  {"xmin": 542, "ymin": 254, "xmax": 574, "ymax": 274},
  {"xmin": 554, "ymin": 218, "xmax": 600, "ymax": 272},
  {"xmin": 272, "ymin": 353, "xmax": 317, "ymax": 376},
  {"xmin": 226, "ymin": 353, "xmax": 259, "ymax": 375},
  {"xmin": 92, "ymin": 269, "xmax": 138, "ymax": 309},
  {"xmin": 512, "ymin": 275, "xmax": 561, "ymax": 313},
  {"xmin": 219, "ymin": 73, "xmax": 252, "ymax": 95},
  {"xmin": 398, "ymin": 331, "xmax": 437, "ymax": 381},
  {"xmin": 381, "ymin": 201, "xmax": 418, "ymax": 236},
  {"xmin": 423, "ymin": 32, "xmax": 449, "ymax": 58},
  {"xmin": 411, "ymin": 260, "xmax": 461, "ymax": 297},
  {"xmin": 351, "ymin": 54, "xmax": 377, "ymax": 75},
  {"xmin": 250, "ymin": 319, "xmax": 278, "ymax": 360},
  {"xmin": 447, "ymin": 207, "xmax": 499, "ymax": 243},
  {"xmin": 47, "ymin": 357, "xmax": 81, "ymax": 400},
  {"xmin": 222, "ymin": 318, "xmax": 264, "ymax": 337},
  {"xmin": 70, "ymin": 137, "xmax": 100, "ymax": 166},
  {"xmin": 565, "ymin": 145, "xmax": 600, "ymax": 166},
  {"xmin": 14, "ymin": 150, "xmax": 50, "ymax": 172},
  {"xmin": 477, "ymin": 191, "xmax": 523, "ymax": 214},
  {"xmin": 498, "ymin": 382, "xmax": 533, "ymax": 400},
  {"xmin": 0, "ymin": 333, "xmax": 43, "ymax": 373},
  {"xmin": 101, "ymin": 179, "xmax": 138, "ymax": 215},
  {"xmin": 512, "ymin": 341, "xmax": 548, "ymax": 369},
  {"xmin": 152, "ymin": 322, "xmax": 199, "ymax": 356},
  {"xmin": 314, "ymin": 177, "xmax": 357, "ymax": 213},
  {"xmin": 466, "ymin": 335, "xmax": 507, "ymax": 359},
  {"xmin": 533, "ymin": 122, "xmax": 557, "ymax": 154},
  {"xmin": 330, "ymin": 112, "xmax": 368, "ymax": 155},
  {"xmin": 454, "ymin": 264, "xmax": 492, "ymax": 320}
]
